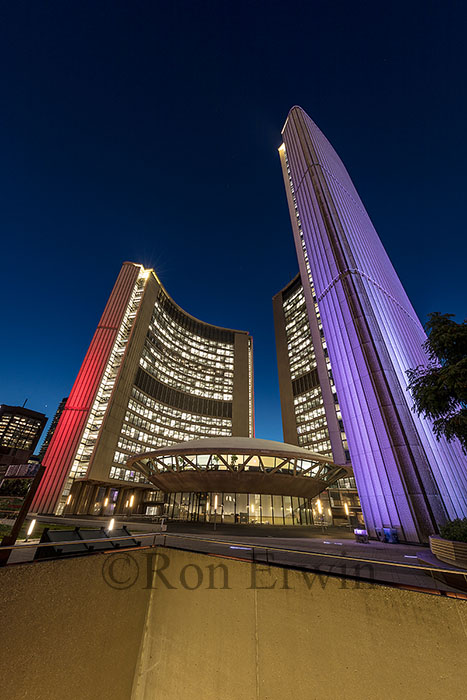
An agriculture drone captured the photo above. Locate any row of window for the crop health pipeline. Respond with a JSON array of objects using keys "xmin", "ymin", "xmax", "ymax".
[
  {"xmin": 162, "ymin": 491, "xmax": 320, "ymax": 526},
  {"xmin": 140, "ymin": 349, "xmax": 232, "ymax": 401},
  {"xmin": 145, "ymin": 452, "xmax": 328, "ymax": 475},
  {"xmin": 66, "ymin": 276, "xmax": 147, "ymax": 489},
  {"xmin": 283, "ymin": 286, "xmax": 317, "ymax": 380},
  {"xmin": 128, "ymin": 391, "xmax": 231, "ymax": 429},
  {"xmin": 144, "ymin": 332, "xmax": 234, "ymax": 387},
  {"xmin": 110, "ymin": 383, "xmax": 234, "ymax": 482},
  {"xmin": 0, "ymin": 415, "xmax": 43, "ymax": 450}
]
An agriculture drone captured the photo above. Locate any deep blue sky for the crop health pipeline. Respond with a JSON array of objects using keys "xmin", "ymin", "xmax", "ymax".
[{"xmin": 1, "ymin": 0, "xmax": 466, "ymax": 445}]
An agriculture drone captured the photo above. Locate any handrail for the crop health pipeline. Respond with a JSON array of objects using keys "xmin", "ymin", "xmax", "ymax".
[
  {"xmin": 157, "ymin": 532, "xmax": 467, "ymax": 577},
  {"xmin": 0, "ymin": 532, "xmax": 159, "ymax": 551},
  {"xmin": 1, "ymin": 530, "xmax": 466, "ymax": 581}
]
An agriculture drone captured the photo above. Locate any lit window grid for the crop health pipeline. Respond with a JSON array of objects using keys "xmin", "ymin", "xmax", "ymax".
[
  {"xmin": 141, "ymin": 295, "xmax": 236, "ymax": 400},
  {"xmin": 140, "ymin": 346, "xmax": 232, "ymax": 401},
  {"xmin": 152, "ymin": 297, "xmax": 234, "ymax": 360},
  {"xmin": 0, "ymin": 415, "xmax": 43, "ymax": 450},
  {"xmin": 292, "ymin": 382, "xmax": 333, "ymax": 455},
  {"xmin": 283, "ymin": 287, "xmax": 317, "ymax": 381},
  {"xmin": 140, "ymin": 451, "xmax": 332, "ymax": 478},
  {"xmin": 152, "ymin": 297, "xmax": 234, "ymax": 358},
  {"xmin": 145, "ymin": 331, "xmax": 234, "ymax": 384},
  {"xmin": 146, "ymin": 324, "xmax": 235, "ymax": 376},
  {"xmin": 128, "ymin": 390, "xmax": 231, "ymax": 429},
  {"xmin": 110, "ymin": 387, "xmax": 233, "ymax": 483},
  {"xmin": 65, "ymin": 275, "xmax": 146, "ymax": 491}
]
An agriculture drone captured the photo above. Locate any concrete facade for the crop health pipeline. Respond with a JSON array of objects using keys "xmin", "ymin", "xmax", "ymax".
[
  {"xmin": 32, "ymin": 262, "xmax": 254, "ymax": 516},
  {"xmin": 279, "ymin": 106, "xmax": 467, "ymax": 543}
]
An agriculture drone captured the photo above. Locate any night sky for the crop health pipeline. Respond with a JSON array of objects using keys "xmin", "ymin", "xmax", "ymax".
[{"xmin": 1, "ymin": 1, "xmax": 466, "ymax": 446}]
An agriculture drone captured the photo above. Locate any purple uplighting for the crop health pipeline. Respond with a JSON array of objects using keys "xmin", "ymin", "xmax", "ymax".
[{"xmin": 279, "ymin": 106, "xmax": 467, "ymax": 543}]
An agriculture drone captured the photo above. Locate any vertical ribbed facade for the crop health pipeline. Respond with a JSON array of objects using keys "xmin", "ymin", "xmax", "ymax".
[
  {"xmin": 33, "ymin": 262, "xmax": 254, "ymax": 515},
  {"xmin": 279, "ymin": 106, "xmax": 467, "ymax": 542},
  {"xmin": 33, "ymin": 262, "xmax": 144, "ymax": 513}
]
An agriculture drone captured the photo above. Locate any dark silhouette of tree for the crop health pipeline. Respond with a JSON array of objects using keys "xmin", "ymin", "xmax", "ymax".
[{"xmin": 407, "ymin": 312, "xmax": 467, "ymax": 453}]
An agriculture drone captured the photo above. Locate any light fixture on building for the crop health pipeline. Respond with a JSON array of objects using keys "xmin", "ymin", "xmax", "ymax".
[
  {"xmin": 344, "ymin": 502, "xmax": 349, "ymax": 516},
  {"xmin": 104, "ymin": 497, "xmax": 109, "ymax": 507},
  {"xmin": 66, "ymin": 495, "xmax": 72, "ymax": 505},
  {"xmin": 108, "ymin": 518, "xmax": 115, "ymax": 531},
  {"xmin": 317, "ymin": 499, "xmax": 323, "ymax": 515}
]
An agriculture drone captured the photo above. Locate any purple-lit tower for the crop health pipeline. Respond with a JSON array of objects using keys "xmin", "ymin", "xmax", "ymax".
[{"xmin": 279, "ymin": 106, "xmax": 467, "ymax": 543}]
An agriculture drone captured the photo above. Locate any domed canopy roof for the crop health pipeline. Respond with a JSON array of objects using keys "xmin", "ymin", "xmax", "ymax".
[
  {"xmin": 127, "ymin": 436, "xmax": 335, "ymax": 465},
  {"xmin": 127, "ymin": 437, "xmax": 350, "ymax": 499}
]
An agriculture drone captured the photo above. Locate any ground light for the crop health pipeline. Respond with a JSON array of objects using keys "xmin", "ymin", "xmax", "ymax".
[{"xmin": 25, "ymin": 519, "xmax": 36, "ymax": 542}]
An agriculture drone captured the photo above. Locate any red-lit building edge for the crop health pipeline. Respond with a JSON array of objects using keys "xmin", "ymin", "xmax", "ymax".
[{"xmin": 32, "ymin": 263, "xmax": 140, "ymax": 513}]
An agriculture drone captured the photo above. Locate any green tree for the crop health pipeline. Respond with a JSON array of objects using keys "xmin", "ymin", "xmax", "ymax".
[{"xmin": 406, "ymin": 312, "xmax": 467, "ymax": 453}]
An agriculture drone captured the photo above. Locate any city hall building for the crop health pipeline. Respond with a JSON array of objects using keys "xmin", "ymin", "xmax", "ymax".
[{"xmin": 33, "ymin": 262, "xmax": 254, "ymax": 516}]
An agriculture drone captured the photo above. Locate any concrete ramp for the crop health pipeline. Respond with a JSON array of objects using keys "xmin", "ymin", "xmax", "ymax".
[{"xmin": 0, "ymin": 547, "xmax": 466, "ymax": 699}]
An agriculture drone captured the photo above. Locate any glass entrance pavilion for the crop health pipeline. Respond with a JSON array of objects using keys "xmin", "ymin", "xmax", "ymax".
[{"xmin": 127, "ymin": 437, "xmax": 350, "ymax": 525}]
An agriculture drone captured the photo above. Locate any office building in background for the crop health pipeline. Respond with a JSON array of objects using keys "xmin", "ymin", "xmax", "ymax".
[
  {"xmin": 0, "ymin": 404, "xmax": 47, "ymax": 471},
  {"xmin": 38, "ymin": 397, "xmax": 68, "ymax": 462},
  {"xmin": 33, "ymin": 262, "xmax": 254, "ymax": 516},
  {"xmin": 278, "ymin": 106, "xmax": 467, "ymax": 542}
]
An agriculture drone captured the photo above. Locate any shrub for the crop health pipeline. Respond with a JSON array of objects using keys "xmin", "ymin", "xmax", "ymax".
[{"xmin": 440, "ymin": 518, "xmax": 467, "ymax": 543}]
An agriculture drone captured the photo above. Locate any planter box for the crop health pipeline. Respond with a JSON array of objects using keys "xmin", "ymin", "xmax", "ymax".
[{"xmin": 429, "ymin": 535, "xmax": 467, "ymax": 569}]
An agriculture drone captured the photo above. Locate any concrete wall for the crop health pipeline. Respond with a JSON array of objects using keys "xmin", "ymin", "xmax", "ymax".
[
  {"xmin": 133, "ymin": 548, "xmax": 467, "ymax": 700},
  {"xmin": 0, "ymin": 549, "xmax": 152, "ymax": 700},
  {"xmin": 1, "ymin": 547, "xmax": 467, "ymax": 700}
]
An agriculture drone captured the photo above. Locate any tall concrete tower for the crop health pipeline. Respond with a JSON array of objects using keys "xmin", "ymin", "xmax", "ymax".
[
  {"xmin": 279, "ymin": 106, "xmax": 467, "ymax": 542},
  {"xmin": 33, "ymin": 262, "xmax": 254, "ymax": 516}
]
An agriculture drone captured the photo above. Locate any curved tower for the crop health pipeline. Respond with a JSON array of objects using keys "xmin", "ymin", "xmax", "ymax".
[
  {"xmin": 279, "ymin": 106, "xmax": 467, "ymax": 542},
  {"xmin": 33, "ymin": 262, "xmax": 254, "ymax": 515}
]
